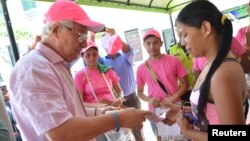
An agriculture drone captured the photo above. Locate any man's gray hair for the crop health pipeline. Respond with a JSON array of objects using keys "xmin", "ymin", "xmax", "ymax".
[{"xmin": 41, "ymin": 20, "xmax": 74, "ymax": 39}]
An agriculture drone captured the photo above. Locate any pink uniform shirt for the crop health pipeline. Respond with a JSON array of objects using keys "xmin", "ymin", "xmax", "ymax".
[
  {"xmin": 74, "ymin": 67, "xmax": 120, "ymax": 103},
  {"xmin": 236, "ymin": 26, "xmax": 248, "ymax": 45},
  {"xmin": 136, "ymin": 54, "xmax": 187, "ymax": 110}
]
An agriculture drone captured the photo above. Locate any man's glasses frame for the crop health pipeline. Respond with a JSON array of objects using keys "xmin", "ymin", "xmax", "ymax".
[{"xmin": 60, "ymin": 24, "xmax": 88, "ymax": 43}]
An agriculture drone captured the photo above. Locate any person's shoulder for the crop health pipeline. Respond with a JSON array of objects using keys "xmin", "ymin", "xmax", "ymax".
[
  {"xmin": 13, "ymin": 51, "xmax": 41, "ymax": 70},
  {"xmin": 162, "ymin": 54, "xmax": 178, "ymax": 60},
  {"xmin": 169, "ymin": 43, "xmax": 179, "ymax": 49},
  {"xmin": 213, "ymin": 59, "xmax": 242, "ymax": 79},
  {"xmin": 74, "ymin": 69, "xmax": 85, "ymax": 78},
  {"xmin": 237, "ymin": 26, "xmax": 248, "ymax": 33},
  {"xmin": 162, "ymin": 54, "xmax": 183, "ymax": 65},
  {"xmin": 114, "ymin": 53, "xmax": 124, "ymax": 59},
  {"xmin": 106, "ymin": 68, "xmax": 119, "ymax": 78},
  {"xmin": 136, "ymin": 62, "xmax": 146, "ymax": 70},
  {"xmin": 107, "ymin": 68, "xmax": 116, "ymax": 73}
]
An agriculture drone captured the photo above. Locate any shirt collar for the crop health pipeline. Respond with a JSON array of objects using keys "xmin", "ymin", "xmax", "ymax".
[
  {"xmin": 105, "ymin": 53, "xmax": 121, "ymax": 59},
  {"xmin": 36, "ymin": 42, "xmax": 68, "ymax": 66}
]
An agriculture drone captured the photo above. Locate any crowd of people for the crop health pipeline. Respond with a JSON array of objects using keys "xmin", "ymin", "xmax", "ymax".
[{"xmin": 1, "ymin": 0, "xmax": 250, "ymax": 141}]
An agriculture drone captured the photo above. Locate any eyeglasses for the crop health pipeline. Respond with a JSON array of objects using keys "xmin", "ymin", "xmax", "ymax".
[
  {"xmin": 83, "ymin": 51, "xmax": 98, "ymax": 59},
  {"xmin": 60, "ymin": 24, "xmax": 88, "ymax": 43}
]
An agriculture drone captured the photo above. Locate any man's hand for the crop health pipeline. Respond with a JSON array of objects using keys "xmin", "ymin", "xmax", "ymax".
[
  {"xmin": 105, "ymin": 27, "xmax": 116, "ymax": 36},
  {"xmin": 150, "ymin": 98, "xmax": 161, "ymax": 107},
  {"xmin": 118, "ymin": 108, "xmax": 153, "ymax": 129}
]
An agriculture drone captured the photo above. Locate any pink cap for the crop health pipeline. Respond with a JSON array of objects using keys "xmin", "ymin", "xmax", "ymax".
[
  {"xmin": 230, "ymin": 37, "xmax": 245, "ymax": 57},
  {"xmin": 44, "ymin": 0, "xmax": 105, "ymax": 32},
  {"xmin": 143, "ymin": 29, "xmax": 161, "ymax": 41},
  {"xmin": 107, "ymin": 35, "xmax": 123, "ymax": 55},
  {"xmin": 81, "ymin": 40, "xmax": 98, "ymax": 53}
]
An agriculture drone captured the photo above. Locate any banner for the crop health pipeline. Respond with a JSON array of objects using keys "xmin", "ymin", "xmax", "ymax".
[{"xmin": 21, "ymin": 0, "xmax": 38, "ymax": 20}]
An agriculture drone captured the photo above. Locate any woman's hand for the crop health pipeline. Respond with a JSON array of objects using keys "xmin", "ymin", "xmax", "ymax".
[
  {"xmin": 162, "ymin": 105, "xmax": 191, "ymax": 126},
  {"xmin": 176, "ymin": 109, "xmax": 194, "ymax": 133},
  {"xmin": 150, "ymin": 98, "xmax": 161, "ymax": 107},
  {"xmin": 112, "ymin": 98, "xmax": 124, "ymax": 107},
  {"xmin": 162, "ymin": 104, "xmax": 181, "ymax": 125},
  {"xmin": 162, "ymin": 95, "xmax": 178, "ymax": 105}
]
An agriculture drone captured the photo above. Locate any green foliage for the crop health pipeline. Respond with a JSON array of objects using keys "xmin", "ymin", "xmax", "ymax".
[{"xmin": 0, "ymin": 16, "xmax": 34, "ymax": 41}]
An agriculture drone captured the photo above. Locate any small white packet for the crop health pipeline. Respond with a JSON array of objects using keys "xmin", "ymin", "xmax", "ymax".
[{"xmin": 146, "ymin": 107, "xmax": 170, "ymax": 123}]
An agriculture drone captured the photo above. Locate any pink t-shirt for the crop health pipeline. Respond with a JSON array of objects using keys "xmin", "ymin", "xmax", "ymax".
[
  {"xmin": 193, "ymin": 37, "xmax": 245, "ymax": 71},
  {"xmin": 136, "ymin": 54, "xmax": 187, "ymax": 109},
  {"xmin": 193, "ymin": 57, "xmax": 206, "ymax": 72},
  {"xmin": 190, "ymin": 89, "xmax": 220, "ymax": 126},
  {"xmin": 74, "ymin": 67, "xmax": 120, "ymax": 103},
  {"xmin": 231, "ymin": 36, "xmax": 246, "ymax": 57},
  {"xmin": 236, "ymin": 26, "xmax": 248, "ymax": 45}
]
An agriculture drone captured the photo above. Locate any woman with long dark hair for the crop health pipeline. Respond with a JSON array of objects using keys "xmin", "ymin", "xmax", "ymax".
[{"xmin": 174, "ymin": 1, "xmax": 248, "ymax": 140}]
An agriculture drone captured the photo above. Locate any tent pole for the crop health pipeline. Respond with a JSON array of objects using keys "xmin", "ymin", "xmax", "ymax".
[
  {"xmin": 1, "ymin": 0, "xmax": 19, "ymax": 65},
  {"xmin": 169, "ymin": 13, "xmax": 176, "ymax": 44}
]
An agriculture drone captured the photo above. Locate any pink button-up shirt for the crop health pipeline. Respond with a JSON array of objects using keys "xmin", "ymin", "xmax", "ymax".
[{"xmin": 9, "ymin": 43, "xmax": 88, "ymax": 141}]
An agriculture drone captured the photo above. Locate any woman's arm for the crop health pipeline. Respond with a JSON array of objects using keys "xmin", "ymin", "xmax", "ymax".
[
  {"xmin": 113, "ymin": 83, "xmax": 123, "ymax": 98},
  {"xmin": 211, "ymin": 61, "xmax": 246, "ymax": 124},
  {"xmin": 137, "ymin": 85, "xmax": 161, "ymax": 107}
]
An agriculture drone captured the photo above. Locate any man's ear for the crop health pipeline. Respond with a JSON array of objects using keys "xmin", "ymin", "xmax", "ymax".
[
  {"xmin": 160, "ymin": 41, "xmax": 163, "ymax": 47},
  {"xmin": 50, "ymin": 22, "xmax": 61, "ymax": 37},
  {"xmin": 201, "ymin": 21, "xmax": 212, "ymax": 37}
]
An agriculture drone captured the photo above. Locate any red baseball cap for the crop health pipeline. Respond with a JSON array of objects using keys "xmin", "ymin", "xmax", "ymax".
[
  {"xmin": 81, "ymin": 40, "xmax": 98, "ymax": 53},
  {"xmin": 143, "ymin": 29, "xmax": 161, "ymax": 41},
  {"xmin": 44, "ymin": 0, "xmax": 105, "ymax": 32}
]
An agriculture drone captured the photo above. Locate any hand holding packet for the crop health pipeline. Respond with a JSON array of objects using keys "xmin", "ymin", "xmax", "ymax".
[
  {"xmin": 146, "ymin": 107, "xmax": 170, "ymax": 123},
  {"xmin": 184, "ymin": 113, "xmax": 198, "ymax": 124}
]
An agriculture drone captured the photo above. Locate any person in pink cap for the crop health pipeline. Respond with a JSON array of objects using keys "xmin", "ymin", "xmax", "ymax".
[
  {"xmin": 173, "ymin": 1, "xmax": 248, "ymax": 140},
  {"xmin": 136, "ymin": 29, "xmax": 188, "ymax": 141},
  {"xmin": 74, "ymin": 41, "xmax": 124, "ymax": 108},
  {"xmin": 74, "ymin": 41, "xmax": 127, "ymax": 141},
  {"xmin": 8, "ymin": 1, "xmax": 152, "ymax": 141}
]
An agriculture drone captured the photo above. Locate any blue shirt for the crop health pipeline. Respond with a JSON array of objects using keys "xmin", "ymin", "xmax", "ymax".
[{"xmin": 100, "ymin": 48, "xmax": 136, "ymax": 96}]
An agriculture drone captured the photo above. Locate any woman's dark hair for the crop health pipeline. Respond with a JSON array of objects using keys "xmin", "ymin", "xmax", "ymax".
[{"xmin": 176, "ymin": 0, "xmax": 232, "ymax": 130}]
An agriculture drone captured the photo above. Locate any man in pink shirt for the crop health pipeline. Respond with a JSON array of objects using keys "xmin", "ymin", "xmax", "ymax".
[
  {"xmin": 136, "ymin": 29, "xmax": 188, "ymax": 141},
  {"xmin": 8, "ymin": 1, "xmax": 152, "ymax": 141}
]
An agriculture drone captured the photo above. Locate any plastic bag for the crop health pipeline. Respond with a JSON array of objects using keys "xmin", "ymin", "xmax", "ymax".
[{"xmin": 104, "ymin": 128, "xmax": 135, "ymax": 141}]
